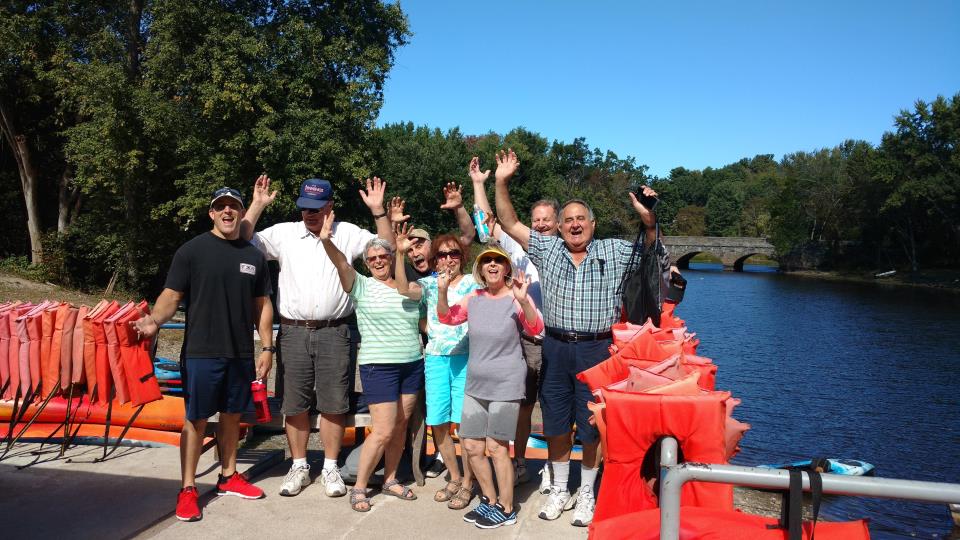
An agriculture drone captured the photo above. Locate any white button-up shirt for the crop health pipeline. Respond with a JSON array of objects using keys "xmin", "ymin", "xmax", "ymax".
[{"xmin": 252, "ymin": 221, "xmax": 375, "ymax": 320}]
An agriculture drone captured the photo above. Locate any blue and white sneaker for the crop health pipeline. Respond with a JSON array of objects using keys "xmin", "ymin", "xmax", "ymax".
[
  {"xmin": 463, "ymin": 495, "xmax": 493, "ymax": 523},
  {"xmin": 475, "ymin": 503, "xmax": 518, "ymax": 529}
]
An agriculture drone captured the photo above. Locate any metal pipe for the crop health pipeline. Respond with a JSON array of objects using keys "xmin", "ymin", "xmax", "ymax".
[{"xmin": 658, "ymin": 437, "xmax": 960, "ymax": 540}]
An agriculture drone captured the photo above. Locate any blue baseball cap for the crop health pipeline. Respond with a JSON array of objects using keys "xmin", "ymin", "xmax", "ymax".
[
  {"xmin": 297, "ymin": 178, "xmax": 333, "ymax": 209},
  {"xmin": 210, "ymin": 187, "xmax": 244, "ymax": 208}
]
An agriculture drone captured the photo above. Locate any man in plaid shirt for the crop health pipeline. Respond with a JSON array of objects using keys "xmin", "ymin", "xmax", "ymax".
[{"xmin": 493, "ymin": 149, "xmax": 668, "ymax": 527}]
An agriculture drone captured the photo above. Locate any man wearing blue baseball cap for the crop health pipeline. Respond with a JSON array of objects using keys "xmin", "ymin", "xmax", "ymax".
[{"xmin": 240, "ymin": 173, "xmax": 394, "ymax": 500}]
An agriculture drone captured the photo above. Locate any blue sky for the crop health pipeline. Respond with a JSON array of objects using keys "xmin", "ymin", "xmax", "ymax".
[{"xmin": 377, "ymin": 1, "xmax": 960, "ymax": 177}]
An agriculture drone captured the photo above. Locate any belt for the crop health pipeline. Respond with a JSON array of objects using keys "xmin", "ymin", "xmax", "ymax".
[
  {"xmin": 521, "ymin": 333, "xmax": 543, "ymax": 345},
  {"xmin": 280, "ymin": 315, "xmax": 353, "ymax": 329},
  {"xmin": 545, "ymin": 328, "xmax": 612, "ymax": 343}
]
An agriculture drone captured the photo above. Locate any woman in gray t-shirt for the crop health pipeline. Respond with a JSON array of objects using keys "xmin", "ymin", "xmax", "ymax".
[{"xmin": 438, "ymin": 245, "xmax": 543, "ymax": 529}]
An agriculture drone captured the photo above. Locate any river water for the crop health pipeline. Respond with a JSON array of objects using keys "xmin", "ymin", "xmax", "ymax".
[{"xmin": 680, "ymin": 264, "xmax": 960, "ymax": 539}]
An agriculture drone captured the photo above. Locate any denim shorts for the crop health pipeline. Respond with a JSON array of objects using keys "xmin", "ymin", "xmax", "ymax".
[
  {"xmin": 424, "ymin": 354, "xmax": 469, "ymax": 425},
  {"xmin": 359, "ymin": 359, "xmax": 425, "ymax": 405},
  {"xmin": 182, "ymin": 357, "xmax": 255, "ymax": 421},
  {"xmin": 539, "ymin": 336, "xmax": 611, "ymax": 444}
]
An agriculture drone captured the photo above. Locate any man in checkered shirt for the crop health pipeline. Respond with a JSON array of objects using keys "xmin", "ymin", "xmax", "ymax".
[{"xmin": 492, "ymin": 149, "xmax": 668, "ymax": 527}]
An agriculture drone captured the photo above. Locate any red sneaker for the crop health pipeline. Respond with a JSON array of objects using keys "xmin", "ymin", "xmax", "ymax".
[
  {"xmin": 176, "ymin": 486, "xmax": 202, "ymax": 522},
  {"xmin": 216, "ymin": 472, "xmax": 265, "ymax": 499}
]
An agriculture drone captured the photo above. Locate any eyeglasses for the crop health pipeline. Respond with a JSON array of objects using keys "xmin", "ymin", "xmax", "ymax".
[
  {"xmin": 212, "ymin": 202, "xmax": 242, "ymax": 212},
  {"xmin": 365, "ymin": 253, "xmax": 392, "ymax": 263},
  {"xmin": 436, "ymin": 249, "xmax": 462, "ymax": 259},
  {"xmin": 300, "ymin": 207, "xmax": 322, "ymax": 215}
]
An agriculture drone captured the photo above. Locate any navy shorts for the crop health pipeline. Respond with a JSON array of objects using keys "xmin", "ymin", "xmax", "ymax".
[
  {"xmin": 539, "ymin": 336, "xmax": 611, "ymax": 444},
  {"xmin": 359, "ymin": 360, "xmax": 425, "ymax": 405},
  {"xmin": 182, "ymin": 357, "xmax": 255, "ymax": 421}
]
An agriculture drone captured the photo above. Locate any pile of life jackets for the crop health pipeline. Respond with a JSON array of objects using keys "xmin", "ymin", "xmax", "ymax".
[
  {"xmin": 580, "ymin": 302, "xmax": 871, "ymax": 540},
  {"xmin": 0, "ymin": 299, "xmax": 162, "ymax": 407}
]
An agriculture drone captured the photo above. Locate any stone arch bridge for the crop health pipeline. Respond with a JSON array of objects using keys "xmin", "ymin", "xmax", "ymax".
[{"xmin": 662, "ymin": 236, "xmax": 776, "ymax": 271}]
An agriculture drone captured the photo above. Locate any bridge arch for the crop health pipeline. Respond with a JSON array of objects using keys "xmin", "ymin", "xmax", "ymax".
[
  {"xmin": 660, "ymin": 236, "xmax": 776, "ymax": 272},
  {"xmin": 674, "ymin": 250, "xmax": 721, "ymax": 269},
  {"xmin": 732, "ymin": 252, "xmax": 775, "ymax": 272}
]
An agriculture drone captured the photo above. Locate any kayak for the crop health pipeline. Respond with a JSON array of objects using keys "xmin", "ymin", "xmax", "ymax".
[
  {"xmin": 0, "ymin": 422, "xmax": 181, "ymax": 447},
  {"xmin": 758, "ymin": 458, "xmax": 875, "ymax": 476}
]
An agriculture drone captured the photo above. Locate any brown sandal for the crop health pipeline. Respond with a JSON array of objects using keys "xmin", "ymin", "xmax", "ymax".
[
  {"xmin": 446, "ymin": 484, "xmax": 474, "ymax": 510},
  {"xmin": 434, "ymin": 479, "xmax": 462, "ymax": 502}
]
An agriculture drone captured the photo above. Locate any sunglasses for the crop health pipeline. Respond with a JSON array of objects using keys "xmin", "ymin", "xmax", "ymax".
[
  {"xmin": 211, "ymin": 202, "xmax": 242, "ymax": 212},
  {"xmin": 436, "ymin": 249, "xmax": 462, "ymax": 259},
  {"xmin": 365, "ymin": 253, "xmax": 392, "ymax": 263},
  {"xmin": 479, "ymin": 255, "xmax": 508, "ymax": 265}
]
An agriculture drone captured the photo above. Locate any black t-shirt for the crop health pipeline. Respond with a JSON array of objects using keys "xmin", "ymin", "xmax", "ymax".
[{"xmin": 164, "ymin": 232, "xmax": 272, "ymax": 359}]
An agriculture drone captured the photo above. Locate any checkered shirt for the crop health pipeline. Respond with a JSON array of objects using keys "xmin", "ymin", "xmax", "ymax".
[{"xmin": 528, "ymin": 232, "xmax": 648, "ymax": 333}]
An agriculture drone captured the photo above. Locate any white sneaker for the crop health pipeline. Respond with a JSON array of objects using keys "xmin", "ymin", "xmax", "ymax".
[
  {"xmin": 320, "ymin": 466, "xmax": 347, "ymax": 497},
  {"xmin": 538, "ymin": 463, "xmax": 553, "ymax": 494},
  {"xmin": 279, "ymin": 464, "xmax": 312, "ymax": 497},
  {"xmin": 570, "ymin": 485, "xmax": 596, "ymax": 527},
  {"xmin": 538, "ymin": 486, "xmax": 574, "ymax": 520}
]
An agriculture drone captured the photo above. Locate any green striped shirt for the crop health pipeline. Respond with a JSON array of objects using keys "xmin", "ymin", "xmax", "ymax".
[{"xmin": 350, "ymin": 274, "xmax": 423, "ymax": 365}]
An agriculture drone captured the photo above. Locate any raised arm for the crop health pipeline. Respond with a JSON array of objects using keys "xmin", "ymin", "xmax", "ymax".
[
  {"xmin": 511, "ymin": 270, "xmax": 544, "ymax": 336},
  {"xmin": 241, "ymin": 174, "xmax": 277, "ymax": 241},
  {"xmin": 394, "ymin": 222, "xmax": 423, "ymax": 300},
  {"xmin": 254, "ymin": 296, "xmax": 273, "ymax": 380},
  {"xmin": 468, "ymin": 156, "xmax": 503, "ymax": 239},
  {"xmin": 441, "ymin": 181, "xmax": 477, "ymax": 247},
  {"xmin": 437, "ymin": 280, "xmax": 471, "ymax": 326},
  {"xmin": 359, "ymin": 176, "xmax": 395, "ymax": 248},
  {"xmin": 318, "ymin": 210, "xmax": 357, "ymax": 293},
  {"xmin": 628, "ymin": 185, "xmax": 660, "ymax": 247},
  {"xmin": 493, "ymin": 149, "xmax": 531, "ymax": 251}
]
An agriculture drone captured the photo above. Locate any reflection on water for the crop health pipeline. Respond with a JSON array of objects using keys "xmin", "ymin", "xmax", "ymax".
[{"xmin": 678, "ymin": 266, "xmax": 960, "ymax": 539}]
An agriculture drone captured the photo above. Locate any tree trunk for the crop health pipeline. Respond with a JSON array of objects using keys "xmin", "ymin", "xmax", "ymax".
[
  {"xmin": 57, "ymin": 168, "xmax": 79, "ymax": 233},
  {"xmin": 0, "ymin": 97, "xmax": 44, "ymax": 264}
]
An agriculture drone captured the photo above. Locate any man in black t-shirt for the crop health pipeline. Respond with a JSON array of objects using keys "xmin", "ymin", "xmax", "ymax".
[{"xmin": 133, "ymin": 187, "xmax": 274, "ymax": 522}]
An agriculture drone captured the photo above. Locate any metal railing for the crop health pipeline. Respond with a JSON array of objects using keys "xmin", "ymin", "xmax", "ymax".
[{"xmin": 657, "ymin": 436, "xmax": 960, "ymax": 539}]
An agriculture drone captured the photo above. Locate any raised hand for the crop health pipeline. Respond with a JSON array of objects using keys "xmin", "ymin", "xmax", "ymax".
[
  {"xmin": 358, "ymin": 177, "xmax": 387, "ymax": 212},
  {"xmin": 511, "ymin": 269, "xmax": 530, "ymax": 302},
  {"xmin": 469, "ymin": 156, "xmax": 491, "ymax": 184},
  {"xmin": 389, "ymin": 196, "xmax": 410, "ymax": 223},
  {"xmin": 394, "ymin": 222, "xmax": 413, "ymax": 252},
  {"xmin": 251, "ymin": 174, "xmax": 277, "ymax": 207},
  {"xmin": 628, "ymin": 185, "xmax": 659, "ymax": 228},
  {"xmin": 318, "ymin": 209, "xmax": 335, "ymax": 241},
  {"xmin": 440, "ymin": 182, "xmax": 464, "ymax": 210},
  {"xmin": 494, "ymin": 148, "xmax": 520, "ymax": 183},
  {"xmin": 437, "ymin": 268, "xmax": 450, "ymax": 292}
]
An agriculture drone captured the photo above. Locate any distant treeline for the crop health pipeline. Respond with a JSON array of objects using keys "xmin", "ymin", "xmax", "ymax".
[{"xmin": 1, "ymin": 2, "xmax": 957, "ymax": 296}]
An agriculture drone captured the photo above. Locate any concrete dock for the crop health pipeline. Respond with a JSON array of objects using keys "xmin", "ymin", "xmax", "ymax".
[{"xmin": 1, "ymin": 441, "xmax": 589, "ymax": 539}]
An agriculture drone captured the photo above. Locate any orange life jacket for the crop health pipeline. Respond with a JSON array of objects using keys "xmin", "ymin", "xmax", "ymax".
[
  {"xmin": 590, "ymin": 389, "xmax": 737, "ymax": 522},
  {"xmin": 58, "ymin": 305, "xmax": 79, "ymax": 392},
  {"xmin": 92, "ymin": 302, "xmax": 121, "ymax": 402},
  {"xmin": 588, "ymin": 506, "xmax": 871, "ymax": 540},
  {"xmin": 81, "ymin": 300, "xmax": 108, "ymax": 400},
  {"xmin": 71, "ymin": 305, "xmax": 88, "ymax": 385},
  {"xmin": 115, "ymin": 301, "xmax": 162, "ymax": 407},
  {"xmin": 104, "ymin": 302, "xmax": 135, "ymax": 404}
]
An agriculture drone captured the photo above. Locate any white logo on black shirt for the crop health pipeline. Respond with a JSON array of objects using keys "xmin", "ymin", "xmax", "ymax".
[{"xmin": 240, "ymin": 263, "xmax": 256, "ymax": 275}]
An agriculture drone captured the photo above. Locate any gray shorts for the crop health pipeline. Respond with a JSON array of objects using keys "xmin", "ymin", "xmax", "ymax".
[
  {"xmin": 277, "ymin": 323, "xmax": 355, "ymax": 416},
  {"xmin": 521, "ymin": 339, "xmax": 543, "ymax": 407},
  {"xmin": 459, "ymin": 394, "xmax": 521, "ymax": 441}
]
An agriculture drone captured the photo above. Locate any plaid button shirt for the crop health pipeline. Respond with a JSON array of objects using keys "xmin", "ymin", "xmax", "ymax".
[{"xmin": 528, "ymin": 231, "xmax": 668, "ymax": 332}]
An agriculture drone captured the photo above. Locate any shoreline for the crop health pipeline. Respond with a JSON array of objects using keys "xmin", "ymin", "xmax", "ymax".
[{"xmin": 779, "ymin": 268, "xmax": 960, "ymax": 293}]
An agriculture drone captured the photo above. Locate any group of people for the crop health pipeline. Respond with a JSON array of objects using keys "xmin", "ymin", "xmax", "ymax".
[{"xmin": 133, "ymin": 150, "xmax": 668, "ymax": 529}]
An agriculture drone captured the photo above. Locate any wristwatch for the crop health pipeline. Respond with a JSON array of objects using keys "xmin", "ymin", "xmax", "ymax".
[{"xmin": 261, "ymin": 346, "xmax": 276, "ymax": 353}]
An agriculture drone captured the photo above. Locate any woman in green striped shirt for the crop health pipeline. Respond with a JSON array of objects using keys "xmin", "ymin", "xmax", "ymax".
[{"xmin": 319, "ymin": 211, "xmax": 423, "ymax": 512}]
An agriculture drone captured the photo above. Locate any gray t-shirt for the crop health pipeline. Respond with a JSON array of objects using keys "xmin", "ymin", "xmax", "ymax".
[{"xmin": 464, "ymin": 294, "xmax": 527, "ymax": 401}]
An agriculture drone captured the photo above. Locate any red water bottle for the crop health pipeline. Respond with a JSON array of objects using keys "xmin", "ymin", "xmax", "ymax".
[{"xmin": 251, "ymin": 379, "xmax": 271, "ymax": 423}]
